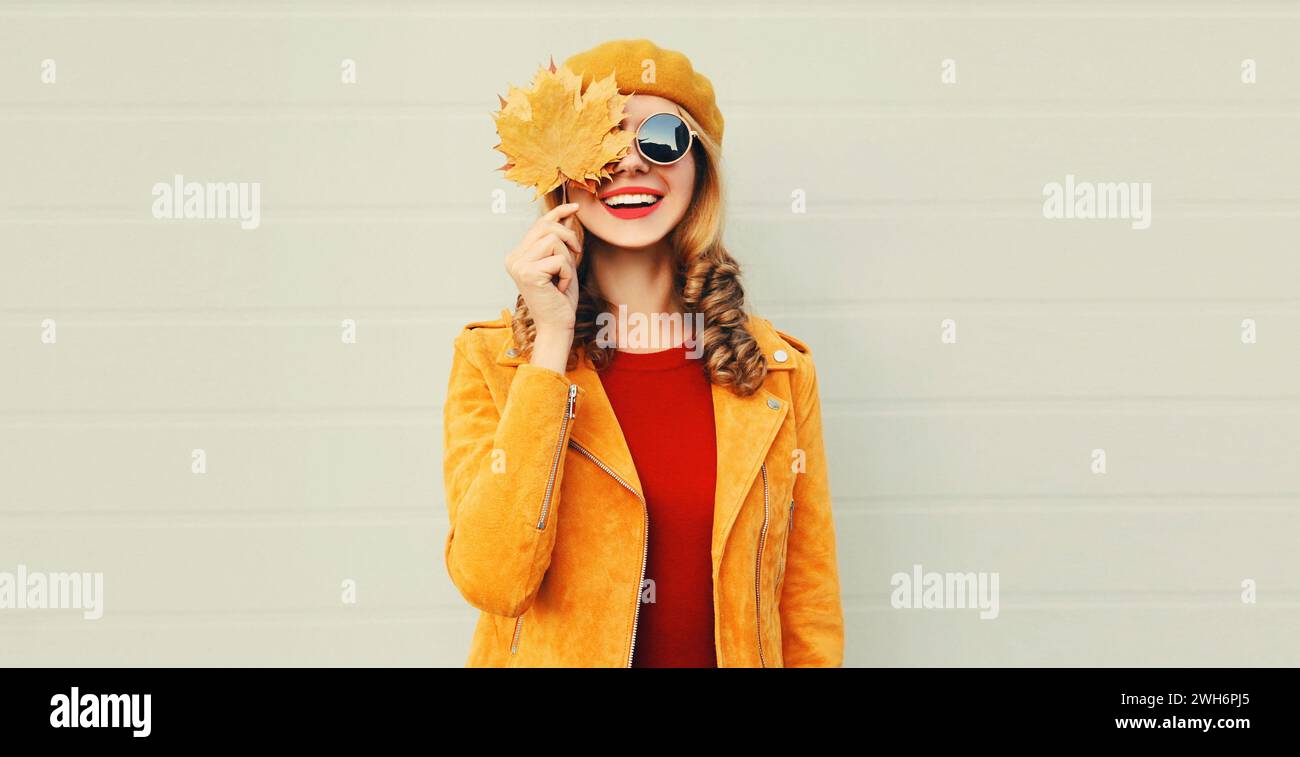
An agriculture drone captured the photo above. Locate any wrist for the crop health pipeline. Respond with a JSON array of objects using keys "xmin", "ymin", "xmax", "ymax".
[
  {"xmin": 534, "ymin": 327, "xmax": 574, "ymax": 348},
  {"xmin": 530, "ymin": 329, "xmax": 573, "ymax": 374}
]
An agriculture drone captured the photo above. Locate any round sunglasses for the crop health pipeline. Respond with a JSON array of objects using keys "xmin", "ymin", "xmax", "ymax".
[{"xmin": 631, "ymin": 111, "xmax": 698, "ymax": 166}]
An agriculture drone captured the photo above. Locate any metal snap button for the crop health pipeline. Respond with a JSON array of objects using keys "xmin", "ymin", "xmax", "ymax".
[
  {"xmin": 767, "ymin": 398, "xmax": 780, "ymax": 410},
  {"xmin": 773, "ymin": 349, "xmax": 789, "ymax": 363}
]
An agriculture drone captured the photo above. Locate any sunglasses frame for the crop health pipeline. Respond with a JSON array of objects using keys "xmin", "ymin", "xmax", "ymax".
[{"xmin": 634, "ymin": 111, "xmax": 698, "ymax": 166}]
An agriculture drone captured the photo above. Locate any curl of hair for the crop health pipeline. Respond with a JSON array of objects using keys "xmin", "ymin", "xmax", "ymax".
[{"xmin": 510, "ymin": 106, "xmax": 767, "ymax": 396}]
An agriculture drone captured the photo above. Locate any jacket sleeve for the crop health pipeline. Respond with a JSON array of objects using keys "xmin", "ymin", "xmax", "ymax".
[
  {"xmin": 779, "ymin": 349, "xmax": 846, "ymax": 667},
  {"xmin": 441, "ymin": 328, "xmax": 580, "ymax": 618}
]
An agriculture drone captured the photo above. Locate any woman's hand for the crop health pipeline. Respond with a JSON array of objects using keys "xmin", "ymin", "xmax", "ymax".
[{"xmin": 504, "ymin": 202, "xmax": 582, "ymax": 373}]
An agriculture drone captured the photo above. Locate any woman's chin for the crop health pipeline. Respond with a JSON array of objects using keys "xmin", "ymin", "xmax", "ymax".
[{"xmin": 584, "ymin": 224, "xmax": 670, "ymax": 250}]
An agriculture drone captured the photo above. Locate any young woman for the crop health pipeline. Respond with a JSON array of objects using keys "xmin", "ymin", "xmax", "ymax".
[{"xmin": 442, "ymin": 39, "xmax": 844, "ymax": 667}]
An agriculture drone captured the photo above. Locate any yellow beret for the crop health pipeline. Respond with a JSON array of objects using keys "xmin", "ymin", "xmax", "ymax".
[{"xmin": 562, "ymin": 38, "xmax": 724, "ymax": 146}]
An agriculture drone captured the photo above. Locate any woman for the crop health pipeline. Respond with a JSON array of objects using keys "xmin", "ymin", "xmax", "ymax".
[{"xmin": 442, "ymin": 39, "xmax": 844, "ymax": 667}]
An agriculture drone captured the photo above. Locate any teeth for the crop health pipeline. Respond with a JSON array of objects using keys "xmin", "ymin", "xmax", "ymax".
[{"xmin": 602, "ymin": 193, "xmax": 662, "ymax": 207}]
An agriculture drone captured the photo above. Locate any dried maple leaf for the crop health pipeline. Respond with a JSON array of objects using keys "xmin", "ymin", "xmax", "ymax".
[{"xmin": 492, "ymin": 57, "xmax": 634, "ymax": 200}]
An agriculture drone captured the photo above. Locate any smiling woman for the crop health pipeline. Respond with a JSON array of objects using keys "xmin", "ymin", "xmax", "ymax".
[
  {"xmin": 560, "ymin": 96, "xmax": 704, "ymax": 277},
  {"xmin": 441, "ymin": 38, "xmax": 844, "ymax": 668}
]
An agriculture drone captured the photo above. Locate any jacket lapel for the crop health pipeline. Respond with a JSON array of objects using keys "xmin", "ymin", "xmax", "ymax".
[
  {"xmin": 492, "ymin": 313, "xmax": 799, "ymax": 563},
  {"xmin": 491, "ymin": 316, "xmax": 643, "ymax": 499},
  {"xmin": 709, "ymin": 381, "xmax": 787, "ymax": 558},
  {"xmin": 709, "ymin": 316, "xmax": 798, "ymax": 558},
  {"xmin": 565, "ymin": 349, "xmax": 643, "ymax": 498}
]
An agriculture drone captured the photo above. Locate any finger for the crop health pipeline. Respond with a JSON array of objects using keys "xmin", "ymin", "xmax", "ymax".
[
  {"xmin": 541, "ymin": 220, "xmax": 581, "ymax": 256},
  {"xmin": 520, "ymin": 207, "xmax": 579, "ymax": 251},
  {"xmin": 514, "ymin": 232, "xmax": 564, "ymax": 265},
  {"xmin": 555, "ymin": 254, "xmax": 577, "ymax": 294},
  {"xmin": 540, "ymin": 232, "xmax": 577, "ymax": 292},
  {"xmin": 539, "ymin": 230, "xmax": 576, "ymax": 275},
  {"xmin": 547, "ymin": 253, "xmax": 578, "ymax": 295},
  {"xmin": 531, "ymin": 252, "xmax": 577, "ymax": 294},
  {"xmin": 530, "ymin": 253, "xmax": 566, "ymax": 285},
  {"xmin": 539, "ymin": 202, "xmax": 581, "ymax": 225}
]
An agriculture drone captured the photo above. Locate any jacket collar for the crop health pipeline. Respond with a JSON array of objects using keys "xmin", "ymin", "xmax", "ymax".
[{"xmin": 492, "ymin": 310, "xmax": 797, "ymax": 556}]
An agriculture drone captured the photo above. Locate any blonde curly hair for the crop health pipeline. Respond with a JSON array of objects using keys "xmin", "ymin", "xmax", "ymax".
[{"xmin": 509, "ymin": 106, "xmax": 767, "ymax": 397}]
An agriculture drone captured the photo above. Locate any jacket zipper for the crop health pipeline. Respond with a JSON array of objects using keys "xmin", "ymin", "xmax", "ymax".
[
  {"xmin": 536, "ymin": 383, "xmax": 578, "ymax": 531},
  {"xmin": 776, "ymin": 499, "xmax": 794, "ymax": 593},
  {"xmin": 514, "ymin": 384, "xmax": 577, "ymax": 658},
  {"xmin": 754, "ymin": 463, "xmax": 770, "ymax": 668},
  {"xmin": 569, "ymin": 440, "xmax": 647, "ymax": 668}
]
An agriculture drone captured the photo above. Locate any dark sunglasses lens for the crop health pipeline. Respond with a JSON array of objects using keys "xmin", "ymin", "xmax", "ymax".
[{"xmin": 637, "ymin": 113, "xmax": 691, "ymax": 164}]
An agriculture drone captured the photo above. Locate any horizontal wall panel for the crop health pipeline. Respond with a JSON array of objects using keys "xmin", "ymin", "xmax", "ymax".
[
  {"xmin": 0, "ymin": 520, "xmax": 458, "ymax": 614},
  {"xmin": 5, "ymin": 215, "xmax": 1300, "ymax": 314},
  {"xmin": 6, "ymin": 415, "xmax": 1299, "ymax": 512},
  {"xmin": 1, "ymin": 116, "xmax": 1297, "ymax": 212},
  {"xmin": 836, "ymin": 509, "xmax": 1300, "ymax": 599},
  {"xmin": 5, "ymin": 603, "xmax": 1295, "ymax": 666},
  {"xmin": 823, "ymin": 412, "xmax": 1300, "ymax": 498},
  {"xmin": 0, "ymin": 7, "xmax": 1296, "ymax": 107},
  {"xmin": 0, "ymin": 424, "xmax": 443, "ymax": 514},
  {"xmin": 774, "ymin": 311, "xmax": 1300, "ymax": 403},
  {"xmin": 2, "ymin": 313, "xmax": 1295, "ymax": 412},
  {"xmin": 0, "ymin": 508, "xmax": 1294, "ymax": 620},
  {"xmin": 0, "ymin": 613, "xmax": 477, "ymax": 667},
  {"xmin": 845, "ymin": 605, "xmax": 1300, "ymax": 666}
]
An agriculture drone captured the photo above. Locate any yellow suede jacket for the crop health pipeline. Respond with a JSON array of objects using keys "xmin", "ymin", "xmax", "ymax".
[{"xmin": 442, "ymin": 310, "xmax": 844, "ymax": 667}]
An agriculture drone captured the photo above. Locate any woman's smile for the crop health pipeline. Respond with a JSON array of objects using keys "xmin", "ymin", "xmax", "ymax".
[{"xmin": 598, "ymin": 185, "xmax": 665, "ymax": 220}]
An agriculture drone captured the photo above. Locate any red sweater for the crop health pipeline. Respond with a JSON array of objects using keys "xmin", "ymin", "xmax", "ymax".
[{"xmin": 599, "ymin": 346, "xmax": 718, "ymax": 667}]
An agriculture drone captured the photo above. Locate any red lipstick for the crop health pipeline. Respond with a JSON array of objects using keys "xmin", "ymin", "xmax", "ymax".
[{"xmin": 598, "ymin": 185, "xmax": 665, "ymax": 220}]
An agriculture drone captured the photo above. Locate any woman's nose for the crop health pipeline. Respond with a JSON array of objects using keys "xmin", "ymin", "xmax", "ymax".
[{"xmin": 613, "ymin": 135, "xmax": 649, "ymax": 174}]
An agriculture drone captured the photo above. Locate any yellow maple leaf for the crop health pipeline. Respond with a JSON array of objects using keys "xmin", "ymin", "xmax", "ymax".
[{"xmin": 492, "ymin": 58, "xmax": 635, "ymax": 201}]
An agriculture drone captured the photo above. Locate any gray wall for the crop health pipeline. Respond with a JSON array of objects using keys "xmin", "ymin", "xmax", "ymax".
[{"xmin": 2, "ymin": 0, "xmax": 1297, "ymax": 665}]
